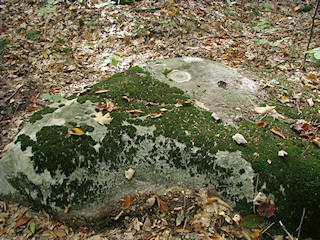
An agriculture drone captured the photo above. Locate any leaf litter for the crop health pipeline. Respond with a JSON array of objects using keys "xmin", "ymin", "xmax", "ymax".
[{"xmin": 0, "ymin": 0, "xmax": 320, "ymax": 239}]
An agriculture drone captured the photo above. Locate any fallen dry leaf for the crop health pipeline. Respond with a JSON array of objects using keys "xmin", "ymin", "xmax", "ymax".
[
  {"xmin": 306, "ymin": 98, "xmax": 314, "ymax": 107},
  {"xmin": 123, "ymin": 195, "xmax": 131, "ymax": 210},
  {"xmin": 69, "ymin": 127, "xmax": 85, "ymax": 136},
  {"xmin": 257, "ymin": 201, "xmax": 276, "ymax": 218},
  {"xmin": 232, "ymin": 133, "xmax": 248, "ymax": 145},
  {"xmin": 15, "ymin": 217, "xmax": 31, "ymax": 228},
  {"xmin": 122, "ymin": 95, "xmax": 134, "ymax": 102},
  {"xmin": 278, "ymin": 150, "xmax": 288, "ymax": 157},
  {"xmin": 26, "ymin": 106, "xmax": 37, "ymax": 112},
  {"xmin": 64, "ymin": 204, "xmax": 72, "ymax": 214},
  {"xmin": 205, "ymin": 197, "xmax": 220, "ymax": 205},
  {"xmin": 178, "ymin": 100, "xmax": 192, "ymax": 105},
  {"xmin": 95, "ymin": 89, "xmax": 111, "ymax": 94},
  {"xmin": 270, "ymin": 128, "xmax": 286, "ymax": 139},
  {"xmin": 278, "ymin": 95, "xmax": 290, "ymax": 103},
  {"xmin": 127, "ymin": 109, "xmax": 144, "ymax": 116},
  {"xmin": 154, "ymin": 195, "xmax": 168, "ymax": 213},
  {"xmin": 93, "ymin": 112, "xmax": 113, "ymax": 125},
  {"xmin": 312, "ymin": 137, "xmax": 320, "ymax": 147},
  {"xmin": 257, "ymin": 122, "xmax": 269, "ymax": 128},
  {"xmin": 253, "ymin": 105, "xmax": 276, "ymax": 114},
  {"xmin": 125, "ymin": 168, "xmax": 135, "ymax": 180}
]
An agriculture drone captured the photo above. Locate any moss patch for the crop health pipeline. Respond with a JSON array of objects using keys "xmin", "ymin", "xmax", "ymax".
[{"xmin": 29, "ymin": 107, "xmax": 57, "ymax": 124}]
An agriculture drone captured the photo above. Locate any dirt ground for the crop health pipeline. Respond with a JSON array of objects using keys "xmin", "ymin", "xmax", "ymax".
[{"xmin": 0, "ymin": 0, "xmax": 319, "ymax": 239}]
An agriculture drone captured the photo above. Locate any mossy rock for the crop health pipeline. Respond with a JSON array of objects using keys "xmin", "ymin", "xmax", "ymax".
[{"xmin": 0, "ymin": 59, "xmax": 319, "ymax": 238}]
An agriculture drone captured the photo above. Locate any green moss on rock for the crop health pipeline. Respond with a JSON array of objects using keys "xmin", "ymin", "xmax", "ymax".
[{"xmin": 29, "ymin": 107, "xmax": 57, "ymax": 124}]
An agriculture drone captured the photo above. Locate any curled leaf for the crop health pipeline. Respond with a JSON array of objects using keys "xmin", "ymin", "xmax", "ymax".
[
  {"xmin": 123, "ymin": 195, "xmax": 131, "ymax": 210},
  {"xmin": 69, "ymin": 127, "xmax": 85, "ymax": 136},
  {"xmin": 64, "ymin": 204, "xmax": 72, "ymax": 214},
  {"xmin": 127, "ymin": 109, "xmax": 144, "ymax": 116},
  {"xmin": 257, "ymin": 122, "xmax": 269, "ymax": 128},
  {"xmin": 232, "ymin": 133, "xmax": 248, "ymax": 145},
  {"xmin": 95, "ymin": 89, "xmax": 111, "ymax": 94},
  {"xmin": 178, "ymin": 100, "xmax": 192, "ymax": 105},
  {"xmin": 270, "ymin": 128, "xmax": 286, "ymax": 139},
  {"xmin": 154, "ymin": 195, "xmax": 168, "ymax": 213}
]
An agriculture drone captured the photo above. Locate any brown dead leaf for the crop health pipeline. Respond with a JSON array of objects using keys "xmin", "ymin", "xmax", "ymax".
[
  {"xmin": 64, "ymin": 204, "xmax": 72, "ymax": 214},
  {"xmin": 257, "ymin": 122, "xmax": 269, "ymax": 128},
  {"xmin": 95, "ymin": 89, "xmax": 111, "ymax": 94},
  {"xmin": 278, "ymin": 95, "xmax": 290, "ymax": 103},
  {"xmin": 178, "ymin": 100, "xmax": 192, "ymax": 105},
  {"xmin": 69, "ymin": 127, "xmax": 85, "ymax": 136},
  {"xmin": 26, "ymin": 106, "xmax": 37, "ymax": 112},
  {"xmin": 154, "ymin": 195, "xmax": 168, "ymax": 213},
  {"xmin": 15, "ymin": 217, "xmax": 31, "ymax": 228},
  {"xmin": 257, "ymin": 201, "xmax": 276, "ymax": 218},
  {"xmin": 53, "ymin": 228, "xmax": 66, "ymax": 238},
  {"xmin": 122, "ymin": 95, "xmax": 134, "ymax": 102},
  {"xmin": 0, "ymin": 229, "xmax": 6, "ymax": 236},
  {"xmin": 123, "ymin": 195, "xmax": 131, "ymax": 210},
  {"xmin": 312, "ymin": 137, "xmax": 320, "ymax": 147},
  {"xmin": 127, "ymin": 109, "xmax": 144, "ymax": 116},
  {"xmin": 205, "ymin": 197, "xmax": 220, "ymax": 205},
  {"xmin": 270, "ymin": 128, "xmax": 286, "ymax": 139}
]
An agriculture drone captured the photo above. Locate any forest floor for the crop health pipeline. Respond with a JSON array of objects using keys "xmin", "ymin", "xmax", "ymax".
[{"xmin": 0, "ymin": 0, "xmax": 319, "ymax": 239}]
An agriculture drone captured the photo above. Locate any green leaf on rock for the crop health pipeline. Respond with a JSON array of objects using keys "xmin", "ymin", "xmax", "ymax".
[
  {"xmin": 240, "ymin": 214, "xmax": 263, "ymax": 228},
  {"xmin": 52, "ymin": 95, "xmax": 62, "ymax": 102},
  {"xmin": 40, "ymin": 93, "xmax": 52, "ymax": 100}
]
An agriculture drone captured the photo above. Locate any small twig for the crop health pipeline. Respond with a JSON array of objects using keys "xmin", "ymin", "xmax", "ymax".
[
  {"xmin": 261, "ymin": 222, "xmax": 275, "ymax": 235},
  {"xmin": 296, "ymin": 208, "xmax": 305, "ymax": 239},
  {"xmin": 279, "ymin": 221, "xmax": 295, "ymax": 240},
  {"xmin": 253, "ymin": 173, "xmax": 260, "ymax": 213},
  {"xmin": 302, "ymin": 0, "xmax": 320, "ymax": 70},
  {"xmin": 5, "ymin": 83, "xmax": 24, "ymax": 103}
]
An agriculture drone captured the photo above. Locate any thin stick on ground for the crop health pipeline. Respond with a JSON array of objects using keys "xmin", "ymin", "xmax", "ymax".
[
  {"xmin": 302, "ymin": 0, "xmax": 320, "ymax": 70},
  {"xmin": 279, "ymin": 220, "xmax": 295, "ymax": 240},
  {"xmin": 296, "ymin": 208, "xmax": 305, "ymax": 239}
]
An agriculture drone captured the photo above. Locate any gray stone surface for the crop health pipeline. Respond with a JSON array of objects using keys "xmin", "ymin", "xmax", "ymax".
[{"xmin": 142, "ymin": 58, "xmax": 259, "ymax": 125}]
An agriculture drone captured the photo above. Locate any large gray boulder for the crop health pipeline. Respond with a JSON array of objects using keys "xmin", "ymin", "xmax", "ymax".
[{"xmin": 1, "ymin": 58, "xmax": 319, "ymax": 237}]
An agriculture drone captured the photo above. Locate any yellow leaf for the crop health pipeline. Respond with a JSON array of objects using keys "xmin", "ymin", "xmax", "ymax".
[
  {"xmin": 43, "ymin": 50, "xmax": 48, "ymax": 59},
  {"xmin": 69, "ymin": 127, "xmax": 85, "ymax": 136},
  {"xmin": 278, "ymin": 95, "xmax": 290, "ymax": 103}
]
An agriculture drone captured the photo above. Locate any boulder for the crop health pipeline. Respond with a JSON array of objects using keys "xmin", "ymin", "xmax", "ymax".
[{"xmin": 1, "ymin": 58, "xmax": 319, "ymax": 237}]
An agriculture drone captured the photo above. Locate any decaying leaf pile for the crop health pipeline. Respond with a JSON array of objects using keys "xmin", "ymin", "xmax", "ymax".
[
  {"xmin": 0, "ymin": 0, "xmax": 319, "ymax": 239},
  {"xmin": 1, "ymin": 187, "xmax": 270, "ymax": 239}
]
